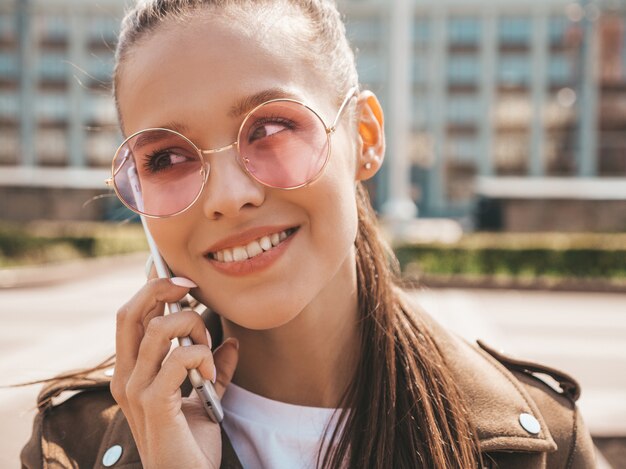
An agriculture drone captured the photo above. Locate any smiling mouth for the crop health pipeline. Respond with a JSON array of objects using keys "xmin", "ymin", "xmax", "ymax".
[{"xmin": 207, "ymin": 227, "xmax": 298, "ymax": 263}]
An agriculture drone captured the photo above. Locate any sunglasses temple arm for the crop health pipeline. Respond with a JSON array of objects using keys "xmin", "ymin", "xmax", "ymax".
[
  {"xmin": 127, "ymin": 166, "xmax": 224, "ymax": 423},
  {"xmin": 330, "ymin": 86, "xmax": 359, "ymax": 132}
]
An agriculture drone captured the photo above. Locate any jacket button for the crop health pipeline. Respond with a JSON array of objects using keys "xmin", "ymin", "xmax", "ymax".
[
  {"xmin": 102, "ymin": 445, "xmax": 123, "ymax": 467},
  {"xmin": 519, "ymin": 413, "xmax": 541, "ymax": 435}
]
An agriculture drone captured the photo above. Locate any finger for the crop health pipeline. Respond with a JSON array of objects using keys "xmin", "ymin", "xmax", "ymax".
[
  {"xmin": 114, "ymin": 278, "xmax": 196, "ymax": 382},
  {"xmin": 131, "ymin": 311, "xmax": 212, "ymax": 387},
  {"xmin": 134, "ymin": 277, "xmax": 198, "ymax": 330},
  {"xmin": 149, "ymin": 345, "xmax": 216, "ymax": 399},
  {"xmin": 212, "ymin": 338, "xmax": 239, "ymax": 397}
]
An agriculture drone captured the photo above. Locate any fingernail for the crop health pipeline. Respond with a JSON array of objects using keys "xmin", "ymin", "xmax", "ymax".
[
  {"xmin": 170, "ymin": 277, "xmax": 197, "ymax": 288},
  {"xmin": 227, "ymin": 337, "xmax": 240, "ymax": 350},
  {"xmin": 206, "ymin": 329, "xmax": 213, "ymax": 349},
  {"xmin": 211, "ymin": 364, "xmax": 217, "ymax": 384}
]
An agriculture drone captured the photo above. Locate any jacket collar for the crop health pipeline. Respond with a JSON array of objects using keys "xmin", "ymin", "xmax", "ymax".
[
  {"xmin": 409, "ymin": 296, "xmax": 558, "ymax": 454},
  {"xmin": 204, "ymin": 302, "xmax": 557, "ymax": 456}
]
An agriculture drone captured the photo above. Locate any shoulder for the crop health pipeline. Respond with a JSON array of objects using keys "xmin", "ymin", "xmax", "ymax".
[
  {"xmin": 20, "ymin": 366, "xmax": 142, "ymax": 469},
  {"xmin": 475, "ymin": 341, "xmax": 596, "ymax": 469},
  {"xmin": 398, "ymin": 291, "xmax": 596, "ymax": 468}
]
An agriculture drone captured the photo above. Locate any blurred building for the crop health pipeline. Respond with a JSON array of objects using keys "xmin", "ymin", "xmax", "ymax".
[
  {"xmin": 1, "ymin": 0, "xmax": 626, "ymax": 229},
  {"xmin": 342, "ymin": 0, "xmax": 626, "ymax": 230},
  {"xmin": 0, "ymin": 0, "xmax": 121, "ymax": 220}
]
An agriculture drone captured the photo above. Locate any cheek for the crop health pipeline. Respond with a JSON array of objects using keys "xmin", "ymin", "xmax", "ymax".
[
  {"xmin": 319, "ymin": 162, "xmax": 359, "ymax": 237},
  {"xmin": 147, "ymin": 219, "xmax": 193, "ymax": 274}
]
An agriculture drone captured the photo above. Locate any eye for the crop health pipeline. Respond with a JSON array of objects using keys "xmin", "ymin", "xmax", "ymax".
[
  {"xmin": 144, "ymin": 148, "xmax": 191, "ymax": 173},
  {"xmin": 247, "ymin": 117, "xmax": 296, "ymax": 143}
]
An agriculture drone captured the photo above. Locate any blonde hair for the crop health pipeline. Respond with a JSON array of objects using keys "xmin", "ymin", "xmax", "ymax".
[
  {"xmin": 114, "ymin": 0, "xmax": 357, "ymax": 111},
  {"xmin": 113, "ymin": 2, "xmax": 482, "ymax": 467}
]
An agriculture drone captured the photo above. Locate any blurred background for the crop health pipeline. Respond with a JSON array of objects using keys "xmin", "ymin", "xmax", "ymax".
[{"xmin": 1, "ymin": 0, "xmax": 625, "ymax": 467}]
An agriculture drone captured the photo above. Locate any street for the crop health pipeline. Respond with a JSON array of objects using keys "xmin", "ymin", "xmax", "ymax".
[{"xmin": 1, "ymin": 255, "xmax": 624, "ymax": 467}]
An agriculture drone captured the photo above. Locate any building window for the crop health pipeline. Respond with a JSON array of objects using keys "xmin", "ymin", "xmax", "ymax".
[
  {"xmin": 38, "ymin": 53, "xmax": 68, "ymax": 83},
  {"xmin": 548, "ymin": 53, "xmax": 572, "ymax": 86},
  {"xmin": 448, "ymin": 17, "xmax": 480, "ymax": 46},
  {"xmin": 498, "ymin": 16, "xmax": 531, "ymax": 46},
  {"xmin": 412, "ymin": 54, "xmax": 428, "ymax": 86},
  {"xmin": 446, "ymin": 135, "xmax": 479, "ymax": 162},
  {"xmin": 36, "ymin": 15, "xmax": 69, "ymax": 47},
  {"xmin": 86, "ymin": 129, "xmax": 120, "ymax": 167},
  {"xmin": 447, "ymin": 95, "xmax": 480, "ymax": 124},
  {"xmin": 87, "ymin": 17, "xmax": 119, "ymax": 49},
  {"xmin": 498, "ymin": 54, "xmax": 531, "ymax": 87},
  {"xmin": 411, "ymin": 93, "xmax": 430, "ymax": 130},
  {"xmin": 447, "ymin": 54, "xmax": 480, "ymax": 85},
  {"xmin": 37, "ymin": 93, "xmax": 68, "ymax": 124},
  {"xmin": 494, "ymin": 133, "xmax": 529, "ymax": 175},
  {"xmin": 0, "ymin": 52, "xmax": 18, "ymax": 79},
  {"xmin": 549, "ymin": 16, "xmax": 570, "ymax": 47},
  {"xmin": 0, "ymin": 127, "xmax": 18, "ymax": 165},
  {"xmin": 0, "ymin": 14, "xmax": 16, "ymax": 46},
  {"xmin": 413, "ymin": 18, "xmax": 430, "ymax": 47}
]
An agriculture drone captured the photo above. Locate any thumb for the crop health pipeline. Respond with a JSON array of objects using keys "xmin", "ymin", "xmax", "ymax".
[{"xmin": 212, "ymin": 338, "xmax": 239, "ymax": 397}]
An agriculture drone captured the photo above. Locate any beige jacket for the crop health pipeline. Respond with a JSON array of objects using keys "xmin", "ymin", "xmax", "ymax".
[{"xmin": 21, "ymin": 308, "xmax": 596, "ymax": 468}]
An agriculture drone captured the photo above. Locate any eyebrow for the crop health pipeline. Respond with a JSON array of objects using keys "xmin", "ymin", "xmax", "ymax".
[
  {"xmin": 130, "ymin": 89, "xmax": 299, "ymax": 143},
  {"xmin": 228, "ymin": 88, "xmax": 300, "ymax": 118},
  {"xmin": 132, "ymin": 124, "xmax": 190, "ymax": 148}
]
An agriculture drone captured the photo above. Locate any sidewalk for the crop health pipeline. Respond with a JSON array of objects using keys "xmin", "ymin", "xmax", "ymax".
[{"xmin": 0, "ymin": 251, "xmax": 148, "ymax": 289}]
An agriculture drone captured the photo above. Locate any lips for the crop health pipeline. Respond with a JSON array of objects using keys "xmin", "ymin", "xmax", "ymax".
[
  {"xmin": 207, "ymin": 227, "xmax": 296, "ymax": 263},
  {"xmin": 203, "ymin": 225, "xmax": 299, "ymax": 276}
]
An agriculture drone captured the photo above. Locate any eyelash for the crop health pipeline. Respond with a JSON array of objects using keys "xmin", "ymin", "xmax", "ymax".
[
  {"xmin": 143, "ymin": 148, "xmax": 174, "ymax": 173},
  {"xmin": 250, "ymin": 115, "xmax": 297, "ymax": 131}
]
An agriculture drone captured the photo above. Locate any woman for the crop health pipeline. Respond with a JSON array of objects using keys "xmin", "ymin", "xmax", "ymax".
[{"xmin": 22, "ymin": 0, "xmax": 595, "ymax": 467}]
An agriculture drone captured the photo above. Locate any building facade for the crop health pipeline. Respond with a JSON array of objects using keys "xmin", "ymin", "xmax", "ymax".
[
  {"xmin": 342, "ymin": 0, "xmax": 626, "ymax": 222},
  {"xmin": 1, "ymin": 0, "xmax": 626, "ymax": 225},
  {"xmin": 0, "ymin": 0, "xmax": 121, "ymax": 219}
]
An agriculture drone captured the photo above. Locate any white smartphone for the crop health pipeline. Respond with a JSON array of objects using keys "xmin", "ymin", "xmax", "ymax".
[{"xmin": 127, "ymin": 165, "xmax": 224, "ymax": 423}]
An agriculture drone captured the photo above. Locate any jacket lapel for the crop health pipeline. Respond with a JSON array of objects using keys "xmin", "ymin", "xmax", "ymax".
[
  {"xmin": 417, "ymin": 304, "xmax": 558, "ymax": 455},
  {"xmin": 204, "ymin": 303, "xmax": 558, "ymax": 467}
]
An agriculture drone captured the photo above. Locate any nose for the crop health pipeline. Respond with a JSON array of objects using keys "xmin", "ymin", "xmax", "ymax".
[{"xmin": 200, "ymin": 148, "xmax": 266, "ymax": 220}]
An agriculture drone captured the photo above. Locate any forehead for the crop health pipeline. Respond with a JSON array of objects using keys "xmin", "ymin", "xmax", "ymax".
[{"xmin": 116, "ymin": 8, "xmax": 331, "ymax": 134}]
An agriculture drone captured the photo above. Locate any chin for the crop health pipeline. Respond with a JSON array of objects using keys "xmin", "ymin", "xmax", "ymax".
[{"xmin": 194, "ymin": 291, "xmax": 305, "ymax": 331}]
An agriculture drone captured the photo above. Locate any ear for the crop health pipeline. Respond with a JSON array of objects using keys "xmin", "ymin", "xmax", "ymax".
[{"xmin": 354, "ymin": 90, "xmax": 385, "ymax": 181}]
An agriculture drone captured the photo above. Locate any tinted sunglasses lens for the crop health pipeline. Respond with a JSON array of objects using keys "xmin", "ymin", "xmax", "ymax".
[
  {"xmin": 112, "ymin": 130, "xmax": 204, "ymax": 217},
  {"xmin": 239, "ymin": 101, "xmax": 329, "ymax": 188}
]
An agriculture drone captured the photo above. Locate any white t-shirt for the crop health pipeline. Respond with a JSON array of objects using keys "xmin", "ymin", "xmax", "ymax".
[{"xmin": 221, "ymin": 383, "xmax": 340, "ymax": 469}]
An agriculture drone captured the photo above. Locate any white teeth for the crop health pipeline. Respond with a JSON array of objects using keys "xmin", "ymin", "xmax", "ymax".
[
  {"xmin": 210, "ymin": 229, "xmax": 294, "ymax": 263},
  {"xmin": 259, "ymin": 236, "xmax": 272, "ymax": 251},
  {"xmin": 246, "ymin": 240, "xmax": 263, "ymax": 257},
  {"xmin": 223, "ymin": 249, "xmax": 233, "ymax": 262},
  {"xmin": 233, "ymin": 246, "xmax": 248, "ymax": 262}
]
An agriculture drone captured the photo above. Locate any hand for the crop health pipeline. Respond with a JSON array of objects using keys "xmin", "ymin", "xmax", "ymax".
[{"xmin": 111, "ymin": 277, "xmax": 239, "ymax": 469}]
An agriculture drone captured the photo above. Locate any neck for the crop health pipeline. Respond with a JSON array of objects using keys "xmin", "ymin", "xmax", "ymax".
[{"xmin": 221, "ymin": 251, "xmax": 360, "ymax": 408}]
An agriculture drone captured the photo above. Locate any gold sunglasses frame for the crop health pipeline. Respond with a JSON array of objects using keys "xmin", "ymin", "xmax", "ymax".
[{"xmin": 106, "ymin": 87, "xmax": 359, "ymax": 218}]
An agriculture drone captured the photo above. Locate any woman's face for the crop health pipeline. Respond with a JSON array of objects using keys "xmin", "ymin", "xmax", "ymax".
[{"xmin": 116, "ymin": 10, "xmax": 362, "ymax": 329}]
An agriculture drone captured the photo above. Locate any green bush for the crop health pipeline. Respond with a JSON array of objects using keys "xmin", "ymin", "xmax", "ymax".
[
  {"xmin": 394, "ymin": 233, "xmax": 626, "ymax": 280},
  {"xmin": 0, "ymin": 222, "xmax": 147, "ymax": 267}
]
